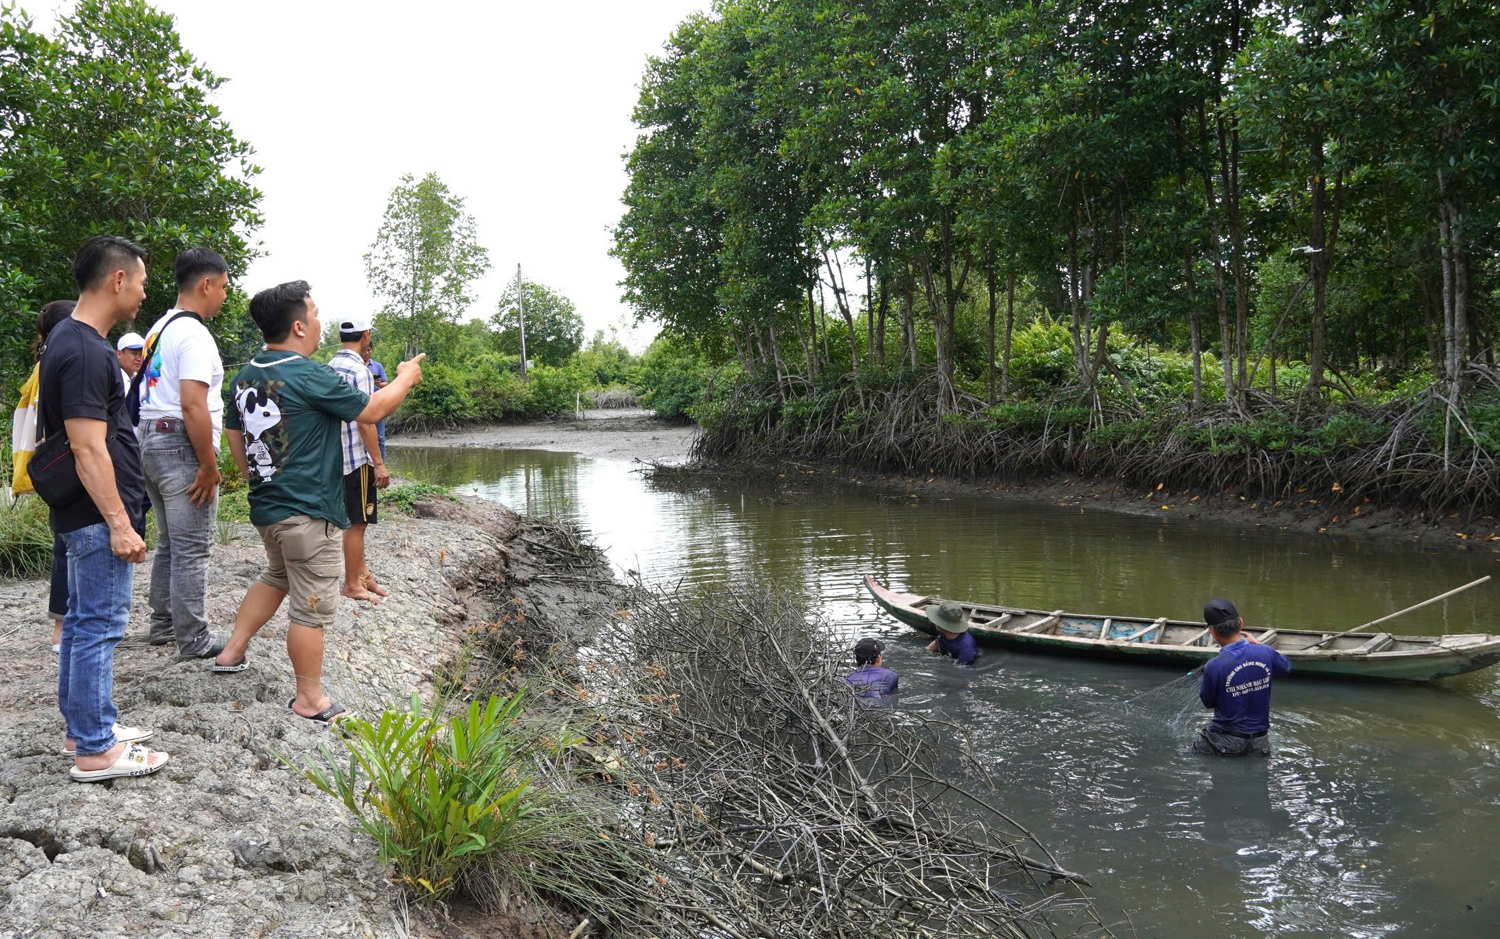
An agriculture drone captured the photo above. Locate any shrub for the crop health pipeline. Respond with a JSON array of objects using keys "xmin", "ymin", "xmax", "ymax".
[
  {"xmin": 295, "ymin": 691, "xmax": 576, "ymax": 903},
  {"xmin": 633, "ymin": 338, "xmax": 714, "ymax": 421},
  {"xmin": 0, "ymin": 496, "xmax": 54, "ymax": 578},
  {"xmin": 384, "ymin": 483, "xmax": 454, "ymax": 515},
  {"xmin": 403, "ymin": 363, "xmax": 476, "ymax": 426}
]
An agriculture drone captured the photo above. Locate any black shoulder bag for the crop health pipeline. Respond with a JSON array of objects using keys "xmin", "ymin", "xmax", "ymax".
[{"xmin": 28, "ymin": 310, "xmax": 201, "ymax": 509}]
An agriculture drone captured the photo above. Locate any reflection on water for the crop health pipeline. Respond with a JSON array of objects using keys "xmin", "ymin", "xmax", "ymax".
[{"xmin": 389, "ymin": 444, "xmax": 1500, "ymax": 937}]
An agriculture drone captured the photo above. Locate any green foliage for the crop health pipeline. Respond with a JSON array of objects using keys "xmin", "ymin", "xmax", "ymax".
[
  {"xmin": 490, "ymin": 278, "xmax": 585, "ymax": 367},
  {"xmin": 632, "ymin": 337, "xmax": 718, "ymax": 421},
  {"xmin": 384, "ymin": 483, "xmax": 453, "ymax": 515},
  {"xmin": 294, "ymin": 691, "xmax": 575, "ymax": 902},
  {"xmin": 575, "ymin": 330, "xmax": 638, "ymax": 387},
  {"xmin": 0, "ymin": 0, "xmax": 263, "ymax": 392},
  {"xmin": 0, "ymin": 497, "xmax": 55, "ymax": 578},
  {"xmin": 364, "ymin": 172, "xmax": 490, "ymax": 357}
]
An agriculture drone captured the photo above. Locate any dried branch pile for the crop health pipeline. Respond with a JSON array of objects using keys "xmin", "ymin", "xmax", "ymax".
[{"xmin": 519, "ymin": 585, "xmax": 1113, "ymax": 939}]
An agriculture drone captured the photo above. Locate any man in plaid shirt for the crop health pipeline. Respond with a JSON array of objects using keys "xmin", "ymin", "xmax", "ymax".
[{"xmin": 330, "ymin": 314, "xmax": 390, "ymax": 603}]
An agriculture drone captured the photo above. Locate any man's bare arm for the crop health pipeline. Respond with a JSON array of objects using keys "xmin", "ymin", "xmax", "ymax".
[
  {"xmin": 179, "ymin": 378, "xmax": 221, "ymax": 506},
  {"xmin": 358, "ymin": 421, "xmax": 389, "ymax": 488},
  {"xmin": 64, "ymin": 417, "xmax": 145, "ymax": 562},
  {"xmin": 356, "ymin": 354, "xmax": 424, "ymax": 424},
  {"xmin": 226, "ymin": 429, "xmax": 250, "ymax": 479}
]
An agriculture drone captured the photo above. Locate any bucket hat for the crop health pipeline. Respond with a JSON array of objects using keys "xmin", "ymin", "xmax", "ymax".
[{"xmin": 925, "ymin": 599, "xmax": 970, "ymax": 634}]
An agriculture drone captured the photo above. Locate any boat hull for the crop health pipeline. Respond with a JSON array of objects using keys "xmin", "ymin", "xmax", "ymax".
[{"xmin": 863, "ymin": 576, "xmax": 1500, "ymax": 682}]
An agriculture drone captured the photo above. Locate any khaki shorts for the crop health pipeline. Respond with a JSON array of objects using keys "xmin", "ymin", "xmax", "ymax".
[{"xmin": 255, "ymin": 515, "xmax": 342, "ymax": 628}]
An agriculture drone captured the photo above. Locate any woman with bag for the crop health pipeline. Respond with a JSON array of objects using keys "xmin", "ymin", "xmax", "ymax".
[{"xmin": 12, "ymin": 300, "xmax": 78, "ymax": 654}]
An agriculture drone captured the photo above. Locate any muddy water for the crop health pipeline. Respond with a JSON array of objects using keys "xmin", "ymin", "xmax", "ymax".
[{"xmin": 389, "ymin": 444, "xmax": 1500, "ymax": 937}]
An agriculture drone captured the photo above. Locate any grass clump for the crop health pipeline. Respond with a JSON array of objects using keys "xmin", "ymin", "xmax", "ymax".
[
  {"xmin": 0, "ymin": 496, "xmax": 55, "ymax": 578},
  {"xmin": 385, "ymin": 482, "xmax": 453, "ymax": 515},
  {"xmin": 295, "ymin": 690, "xmax": 577, "ymax": 903}
]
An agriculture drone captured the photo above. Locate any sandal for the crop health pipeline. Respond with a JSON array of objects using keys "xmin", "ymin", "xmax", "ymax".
[
  {"xmin": 286, "ymin": 698, "xmax": 354, "ymax": 727},
  {"xmin": 211, "ymin": 655, "xmax": 249, "ymax": 674},
  {"xmin": 69, "ymin": 743, "xmax": 169, "ymax": 783},
  {"xmin": 60, "ymin": 724, "xmax": 152, "ymax": 756}
]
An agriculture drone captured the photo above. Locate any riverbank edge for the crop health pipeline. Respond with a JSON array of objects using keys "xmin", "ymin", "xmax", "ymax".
[
  {"xmin": 673, "ymin": 452, "xmax": 1500, "ymax": 553},
  {"xmin": 0, "ymin": 492, "xmax": 611, "ymax": 939},
  {"xmin": 388, "ymin": 410, "xmax": 697, "ymax": 464}
]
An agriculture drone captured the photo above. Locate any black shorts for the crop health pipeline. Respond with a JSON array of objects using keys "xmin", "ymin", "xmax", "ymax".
[
  {"xmin": 343, "ymin": 464, "xmax": 378, "ymax": 525},
  {"xmin": 1191, "ymin": 728, "xmax": 1270, "ymax": 757}
]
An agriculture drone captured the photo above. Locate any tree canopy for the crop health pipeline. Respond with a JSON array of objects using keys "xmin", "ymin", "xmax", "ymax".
[
  {"xmin": 364, "ymin": 171, "xmax": 490, "ymax": 356},
  {"xmin": 0, "ymin": 0, "xmax": 263, "ymax": 387},
  {"xmin": 614, "ymin": 0, "xmax": 1500, "ymax": 410},
  {"xmin": 490, "ymin": 277, "xmax": 585, "ymax": 367}
]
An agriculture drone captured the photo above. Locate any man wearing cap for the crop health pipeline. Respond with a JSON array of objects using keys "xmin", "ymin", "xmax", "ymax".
[
  {"xmin": 845, "ymin": 638, "xmax": 899, "ymax": 699},
  {"xmin": 925, "ymin": 599, "xmax": 981, "ymax": 665},
  {"xmin": 116, "ymin": 332, "xmax": 145, "ymax": 394},
  {"xmin": 1193, "ymin": 599, "xmax": 1292, "ymax": 757},
  {"xmin": 329, "ymin": 314, "xmax": 389, "ymax": 603},
  {"xmin": 138, "ymin": 248, "xmax": 231, "ymax": 659}
]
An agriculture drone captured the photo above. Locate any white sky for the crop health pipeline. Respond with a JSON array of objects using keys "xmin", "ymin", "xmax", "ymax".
[{"xmin": 36, "ymin": 0, "xmax": 711, "ymax": 351}]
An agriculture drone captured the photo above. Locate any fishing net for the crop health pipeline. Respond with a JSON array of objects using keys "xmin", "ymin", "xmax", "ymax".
[{"xmin": 1118, "ymin": 667, "xmax": 1206, "ymax": 745}]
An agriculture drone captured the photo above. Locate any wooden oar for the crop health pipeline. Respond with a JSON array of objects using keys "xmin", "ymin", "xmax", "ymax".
[{"xmin": 1307, "ymin": 575, "xmax": 1492, "ymax": 650}]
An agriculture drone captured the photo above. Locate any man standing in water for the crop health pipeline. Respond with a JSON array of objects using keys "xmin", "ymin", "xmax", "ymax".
[
  {"xmin": 1193, "ymin": 599, "xmax": 1292, "ymax": 756},
  {"xmin": 925, "ymin": 600, "xmax": 981, "ymax": 665}
]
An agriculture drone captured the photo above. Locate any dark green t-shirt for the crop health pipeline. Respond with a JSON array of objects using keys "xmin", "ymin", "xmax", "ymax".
[{"xmin": 225, "ymin": 350, "xmax": 369, "ymax": 528}]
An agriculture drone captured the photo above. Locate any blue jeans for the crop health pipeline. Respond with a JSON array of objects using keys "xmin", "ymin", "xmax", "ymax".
[
  {"xmin": 57, "ymin": 522, "xmax": 133, "ymax": 757},
  {"xmin": 140, "ymin": 423, "xmax": 217, "ymax": 655}
]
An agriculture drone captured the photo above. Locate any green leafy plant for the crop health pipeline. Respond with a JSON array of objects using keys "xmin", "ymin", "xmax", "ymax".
[
  {"xmin": 294, "ymin": 691, "xmax": 576, "ymax": 902},
  {"xmin": 385, "ymin": 483, "xmax": 454, "ymax": 515}
]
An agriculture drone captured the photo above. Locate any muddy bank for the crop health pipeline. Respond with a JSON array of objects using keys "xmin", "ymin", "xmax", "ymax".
[
  {"xmin": 673, "ymin": 457, "xmax": 1500, "ymax": 553},
  {"xmin": 0, "ymin": 495, "xmax": 612, "ymax": 939},
  {"xmin": 390, "ymin": 409, "xmax": 696, "ymax": 464}
]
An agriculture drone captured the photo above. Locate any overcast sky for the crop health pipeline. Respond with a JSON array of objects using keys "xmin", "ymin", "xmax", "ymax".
[{"xmin": 39, "ymin": 0, "xmax": 709, "ymax": 350}]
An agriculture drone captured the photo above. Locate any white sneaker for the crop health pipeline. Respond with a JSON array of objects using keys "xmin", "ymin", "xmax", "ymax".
[
  {"xmin": 62, "ymin": 725, "xmax": 154, "ymax": 757},
  {"xmin": 51, "ymin": 642, "xmax": 60, "ymax": 655}
]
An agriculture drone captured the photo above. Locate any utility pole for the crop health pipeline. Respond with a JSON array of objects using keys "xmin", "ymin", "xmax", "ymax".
[{"xmin": 516, "ymin": 262, "xmax": 529, "ymax": 382}]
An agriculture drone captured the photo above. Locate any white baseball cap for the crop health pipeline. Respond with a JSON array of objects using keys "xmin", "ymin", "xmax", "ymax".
[
  {"xmin": 116, "ymin": 332, "xmax": 145, "ymax": 351},
  {"xmin": 338, "ymin": 314, "xmax": 375, "ymax": 334}
]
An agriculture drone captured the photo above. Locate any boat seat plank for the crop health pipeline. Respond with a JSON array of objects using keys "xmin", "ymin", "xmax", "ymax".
[
  {"xmin": 1120, "ymin": 617, "xmax": 1169, "ymax": 643},
  {"xmin": 1149, "ymin": 617, "xmax": 1171, "ymax": 643},
  {"xmin": 1097, "ymin": 617, "xmax": 1112, "ymax": 639},
  {"xmin": 1356, "ymin": 632, "xmax": 1394, "ymax": 654},
  {"xmin": 1015, "ymin": 611, "xmax": 1065, "ymax": 635},
  {"xmin": 1257, "ymin": 629, "xmax": 1278, "ymax": 647},
  {"xmin": 1182, "ymin": 627, "xmax": 1211, "ymax": 647}
]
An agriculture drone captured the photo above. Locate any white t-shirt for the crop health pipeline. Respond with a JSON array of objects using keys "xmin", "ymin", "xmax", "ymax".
[{"xmin": 139, "ymin": 308, "xmax": 225, "ymax": 449}]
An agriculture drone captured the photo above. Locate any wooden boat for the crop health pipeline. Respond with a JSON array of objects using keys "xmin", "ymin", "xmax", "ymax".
[{"xmin": 862, "ymin": 575, "xmax": 1500, "ymax": 681}]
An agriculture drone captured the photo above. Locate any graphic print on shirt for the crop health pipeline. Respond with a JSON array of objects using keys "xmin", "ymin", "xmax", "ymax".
[
  {"xmin": 140, "ymin": 346, "xmax": 163, "ymax": 404},
  {"xmin": 235, "ymin": 379, "xmax": 287, "ymax": 482},
  {"xmin": 1223, "ymin": 660, "xmax": 1272, "ymax": 698}
]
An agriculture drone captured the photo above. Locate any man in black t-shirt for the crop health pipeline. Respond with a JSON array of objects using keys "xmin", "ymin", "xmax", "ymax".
[{"xmin": 37, "ymin": 236, "xmax": 169, "ymax": 783}]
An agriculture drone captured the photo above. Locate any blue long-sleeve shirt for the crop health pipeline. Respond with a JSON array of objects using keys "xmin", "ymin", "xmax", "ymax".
[
  {"xmin": 935, "ymin": 631, "xmax": 980, "ymax": 666},
  {"xmin": 845, "ymin": 665, "xmax": 899, "ymax": 699},
  {"xmin": 1199, "ymin": 638, "xmax": 1292, "ymax": 735}
]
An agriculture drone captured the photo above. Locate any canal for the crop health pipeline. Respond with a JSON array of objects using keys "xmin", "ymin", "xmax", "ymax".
[{"xmin": 390, "ymin": 443, "xmax": 1500, "ymax": 937}]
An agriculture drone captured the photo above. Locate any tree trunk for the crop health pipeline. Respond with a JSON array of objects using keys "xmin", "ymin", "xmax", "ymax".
[
  {"xmin": 1184, "ymin": 250, "xmax": 1203, "ymax": 410},
  {"xmin": 1067, "ymin": 197, "xmax": 1091, "ymax": 386},
  {"xmin": 806, "ymin": 281, "xmax": 819, "ymax": 382},
  {"xmin": 1200, "ymin": 102, "xmax": 1235, "ymax": 403},
  {"xmin": 864, "ymin": 255, "xmax": 874, "ymax": 369},
  {"xmin": 902, "ymin": 270, "xmax": 917, "ymax": 369},
  {"xmin": 823, "ymin": 251, "xmax": 860, "ymax": 372},
  {"xmin": 875, "ymin": 270, "xmax": 889, "ymax": 367},
  {"xmin": 1002, "ymin": 271, "xmax": 1015, "ymax": 402},
  {"xmin": 986, "ymin": 261, "xmax": 997, "ymax": 405}
]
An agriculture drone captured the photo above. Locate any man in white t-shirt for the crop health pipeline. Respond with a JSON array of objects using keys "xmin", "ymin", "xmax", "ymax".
[{"xmin": 138, "ymin": 248, "xmax": 229, "ymax": 659}]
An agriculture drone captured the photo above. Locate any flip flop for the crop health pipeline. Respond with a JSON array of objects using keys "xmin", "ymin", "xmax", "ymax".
[
  {"xmin": 69, "ymin": 743, "xmax": 169, "ymax": 783},
  {"xmin": 211, "ymin": 655, "xmax": 249, "ymax": 674},
  {"xmin": 286, "ymin": 698, "xmax": 354, "ymax": 727},
  {"xmin": 60, "ymin": 724, "xmax": 152, "ymax": 756}
]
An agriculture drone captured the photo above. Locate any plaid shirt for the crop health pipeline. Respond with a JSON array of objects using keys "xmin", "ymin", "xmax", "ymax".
[{"xmin": 329, "ymin": 349, "xmax": 374, "ymax": 474}]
